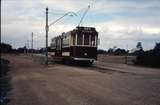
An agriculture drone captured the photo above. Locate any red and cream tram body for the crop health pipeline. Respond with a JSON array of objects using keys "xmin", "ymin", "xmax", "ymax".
[{"xmin": 49, "ymin": 26, "xmax": 98, "ymax": 64}]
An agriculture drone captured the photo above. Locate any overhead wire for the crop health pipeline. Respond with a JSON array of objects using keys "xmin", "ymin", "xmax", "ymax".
[
  {"xmin": 77, "ymin": 0, "xmax": 96, "ymax": 27},
  {"xmin": 89, "ymin": 0, "xmax": 96, "ymax": 27}
]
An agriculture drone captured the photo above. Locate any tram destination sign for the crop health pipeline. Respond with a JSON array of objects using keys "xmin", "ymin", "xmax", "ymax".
[
  {"xmin": 76, "ymin": 27, "xmax": 96, "ymax": 33},
  {"xmin": 81, "ymin": 27, "xmax": 95, "ymax": 33}
]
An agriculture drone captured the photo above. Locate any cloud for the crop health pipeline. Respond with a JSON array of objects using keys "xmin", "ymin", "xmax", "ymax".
[
  {"xmin": 94, "ymin": 21, "xmax": 160, "ymax": 50},
  {"xmin": 1, "ymin": 0, "xmax": 160, "ymax": 50}
]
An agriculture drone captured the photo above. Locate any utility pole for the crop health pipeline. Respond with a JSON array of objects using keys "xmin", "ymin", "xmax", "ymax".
[
  {"xmin": 27, "ymin": 40, "xmax": 29, "ymax": 54},
  {"xmin": 24, "ymin": 43, "xmax": 27, "ymax": 54},
  {"xmin": 31, "ymin": 32, "xmax": 33, "ymax": 53},
  {"xmin": 45, "ymin": 7, "xmax": 49, "ymax": 65},
  {"xmin": 125, "ymin": 44, "xmax": 128, "ymax": 64}
]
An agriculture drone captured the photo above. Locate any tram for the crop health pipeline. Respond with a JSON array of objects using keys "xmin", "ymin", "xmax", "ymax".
[{"xmin": 49, "ymin": 26, "xmax": 99, "ymax": 64}]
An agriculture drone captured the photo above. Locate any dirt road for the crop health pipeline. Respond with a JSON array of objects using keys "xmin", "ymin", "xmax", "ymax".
[{"xmin": 2, "ymin": 54, "xmax": 160, "ymax": 105}]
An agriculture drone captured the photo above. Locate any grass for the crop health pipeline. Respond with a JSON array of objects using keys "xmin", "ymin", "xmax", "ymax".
[{"xmin": 98, "ymin": 54, "xmax": 136, "ymax": 64}]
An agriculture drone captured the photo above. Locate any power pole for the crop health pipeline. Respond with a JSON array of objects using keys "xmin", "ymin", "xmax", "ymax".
[
  {"xmin": 45, "ymin": 7, "xmax": 49, "ymax": 65},
  {"xmin": 31, "ymin": 32, "xmax": 33, "ymax": 53},
  {"xmin": 125, "ymin": 44, "xmax": 128, "ymax": 64},
  {"xmin": 27, "ymin": 40, "xmax": 29, "ymax": 54}
]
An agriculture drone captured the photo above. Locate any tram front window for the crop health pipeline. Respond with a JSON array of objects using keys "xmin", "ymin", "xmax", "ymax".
[
  {"xmin": 84, "ymin": 35, "xmax": 89, "ymax": 45},
  {"xmin": 73, "ymin": 34, "xmax": 97, "ymax": 46},
  {"xmin": 91, "ymin": 35, "xmax": 95, "ymax": 46},
  {"xmin": 77, "ymin": 35, "xmax": 82, "ymax": 45}
]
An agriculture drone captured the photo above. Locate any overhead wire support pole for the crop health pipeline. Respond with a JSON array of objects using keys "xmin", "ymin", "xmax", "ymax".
[{"xmin": 45, "ymin": 7, "xmax": 49, "ymax": 65}]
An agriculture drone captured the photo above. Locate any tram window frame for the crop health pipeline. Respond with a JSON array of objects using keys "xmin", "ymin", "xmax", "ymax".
[
  {"xmin": 73, "ymin": 32, "xmax": 98, "ymax": 47},
  {"xmin": 51, "ymin": 39, "xmax": 56, "ymax": 49},
  {"xmin": 56, "ymin": 38, "xmax": 61, "ymax": 50},
  {"xmin": 77, "ymin": 34, "xmax": 83, "ymax": 45},
  {"xmin": 95, "ymin": 35, "xmax": 98, "ymax": 47},
  {"xmin": 84, "ymin": 34, "xmax": 89, "ymax": 45},
  {"xmin": 91, "ymin": 35, "xmax": 96, "ymax": 47},
  {"xmin": 62, "ymin": 35, "xmax": 70, "ymax": 48},
  {"xmin": 72, "ymin": 34, "xmax": 75, "ymax": 45}
]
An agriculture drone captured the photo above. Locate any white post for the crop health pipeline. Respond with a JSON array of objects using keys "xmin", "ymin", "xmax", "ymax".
[
  {"xmin": 69, "ymin": 34, "xmax": 71, "ymax": 46},
  {"xmin": 82, "ymin": 34, "xmax": 84, "ymax": 46},
  {"xmin": 75, "ymin": 34, "xmax": 77, "ymax": 45},
  {"xmin": 95, "ymin": 35, "xmax": 97, "ymax": 47},
  {"xmin": 89, "ymin": 35, "xmax": 91, "ymax": 46}
]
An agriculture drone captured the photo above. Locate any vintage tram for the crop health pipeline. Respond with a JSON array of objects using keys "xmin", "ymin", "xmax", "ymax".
[{"xmin": 49, "ymin": 26, "xmax": 98, "ymax": 64}]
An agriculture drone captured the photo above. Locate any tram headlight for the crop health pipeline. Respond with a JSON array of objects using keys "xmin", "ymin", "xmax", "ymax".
[{"xmin": 84, "ymin": 53, "xmax": 87, "ymax": 56}]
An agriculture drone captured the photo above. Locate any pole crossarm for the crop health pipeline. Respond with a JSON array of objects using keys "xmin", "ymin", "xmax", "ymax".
[{"xmin": 49, "ymin": 12, "xmax": 77, "ymax": 27}]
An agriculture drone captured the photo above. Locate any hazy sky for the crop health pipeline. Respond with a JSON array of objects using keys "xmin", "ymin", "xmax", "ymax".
[{"xmin": 1, "ymin": 0, "xmax": 160, "ymax": 50}]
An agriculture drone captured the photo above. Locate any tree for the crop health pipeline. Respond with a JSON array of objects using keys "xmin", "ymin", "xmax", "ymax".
[
  {"xmin": 154, "ymin": 42, "xmax": 160, "ymax": 51},
  {"xmin": 0, "ymin": 43, "xmax": 12, "ymax": 53},
  {"xmin": 97, "ymin": 49, "xmax": 107, "ymax": 54},
  {"xmin": 135, "ymin": 42, "xmax": 160, "ymax": 68},
  {"xmin": 107, "ymin": 48, "xmax": 113, "ymax": 55},
  {"xmin": 136, "ymin": 42, "xmax": 143, "ymax": 50},
  {"xmin": 114, "ymin": 48, "xmax": 127, "ymax": 55}
]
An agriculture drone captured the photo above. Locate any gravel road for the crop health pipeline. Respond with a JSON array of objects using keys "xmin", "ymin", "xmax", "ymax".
[{"xmin": 2, "ymin": 54, "xmax": 160, "ymax": 105}]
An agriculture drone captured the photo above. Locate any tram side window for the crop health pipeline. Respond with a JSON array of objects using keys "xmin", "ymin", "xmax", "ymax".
[
  {"xmin": 57, "ymin": 39, "xmax": 61, "ymax": 50},
  {"xmin": 84, "ymin": 34, "xmax": 89, "ymax": 45},
  {"xmin": 51, "ymin": 39, "xmax": 56, "ymax": 49},
  {"xmin": 62, "ymin": 36, "xmax": 69, "ymax": 47},
  {"xmin": 77, "ymin": 34, "xmax": 82, "ymax": 45},
  {"xmin": 72, "ymin": 34, "xmax": 75, "ymax": 45},
  {"xmin": 91, "ymin": 35, "xmax": 95, "ymax": 46}
]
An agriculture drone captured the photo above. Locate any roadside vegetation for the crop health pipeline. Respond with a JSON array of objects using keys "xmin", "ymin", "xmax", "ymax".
[
  {"xmin": 97, "ymin": 42, "xmax": 160, "ymax": 68},
  {"xmin": 136, "ymin": 43, "xmax": 160, "ymax": 68}
]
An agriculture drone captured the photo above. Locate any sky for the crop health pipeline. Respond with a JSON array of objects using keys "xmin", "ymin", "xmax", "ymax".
[{"xmin": 1, "ymin": 0, "xmax": 160, "ymax": 50}]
